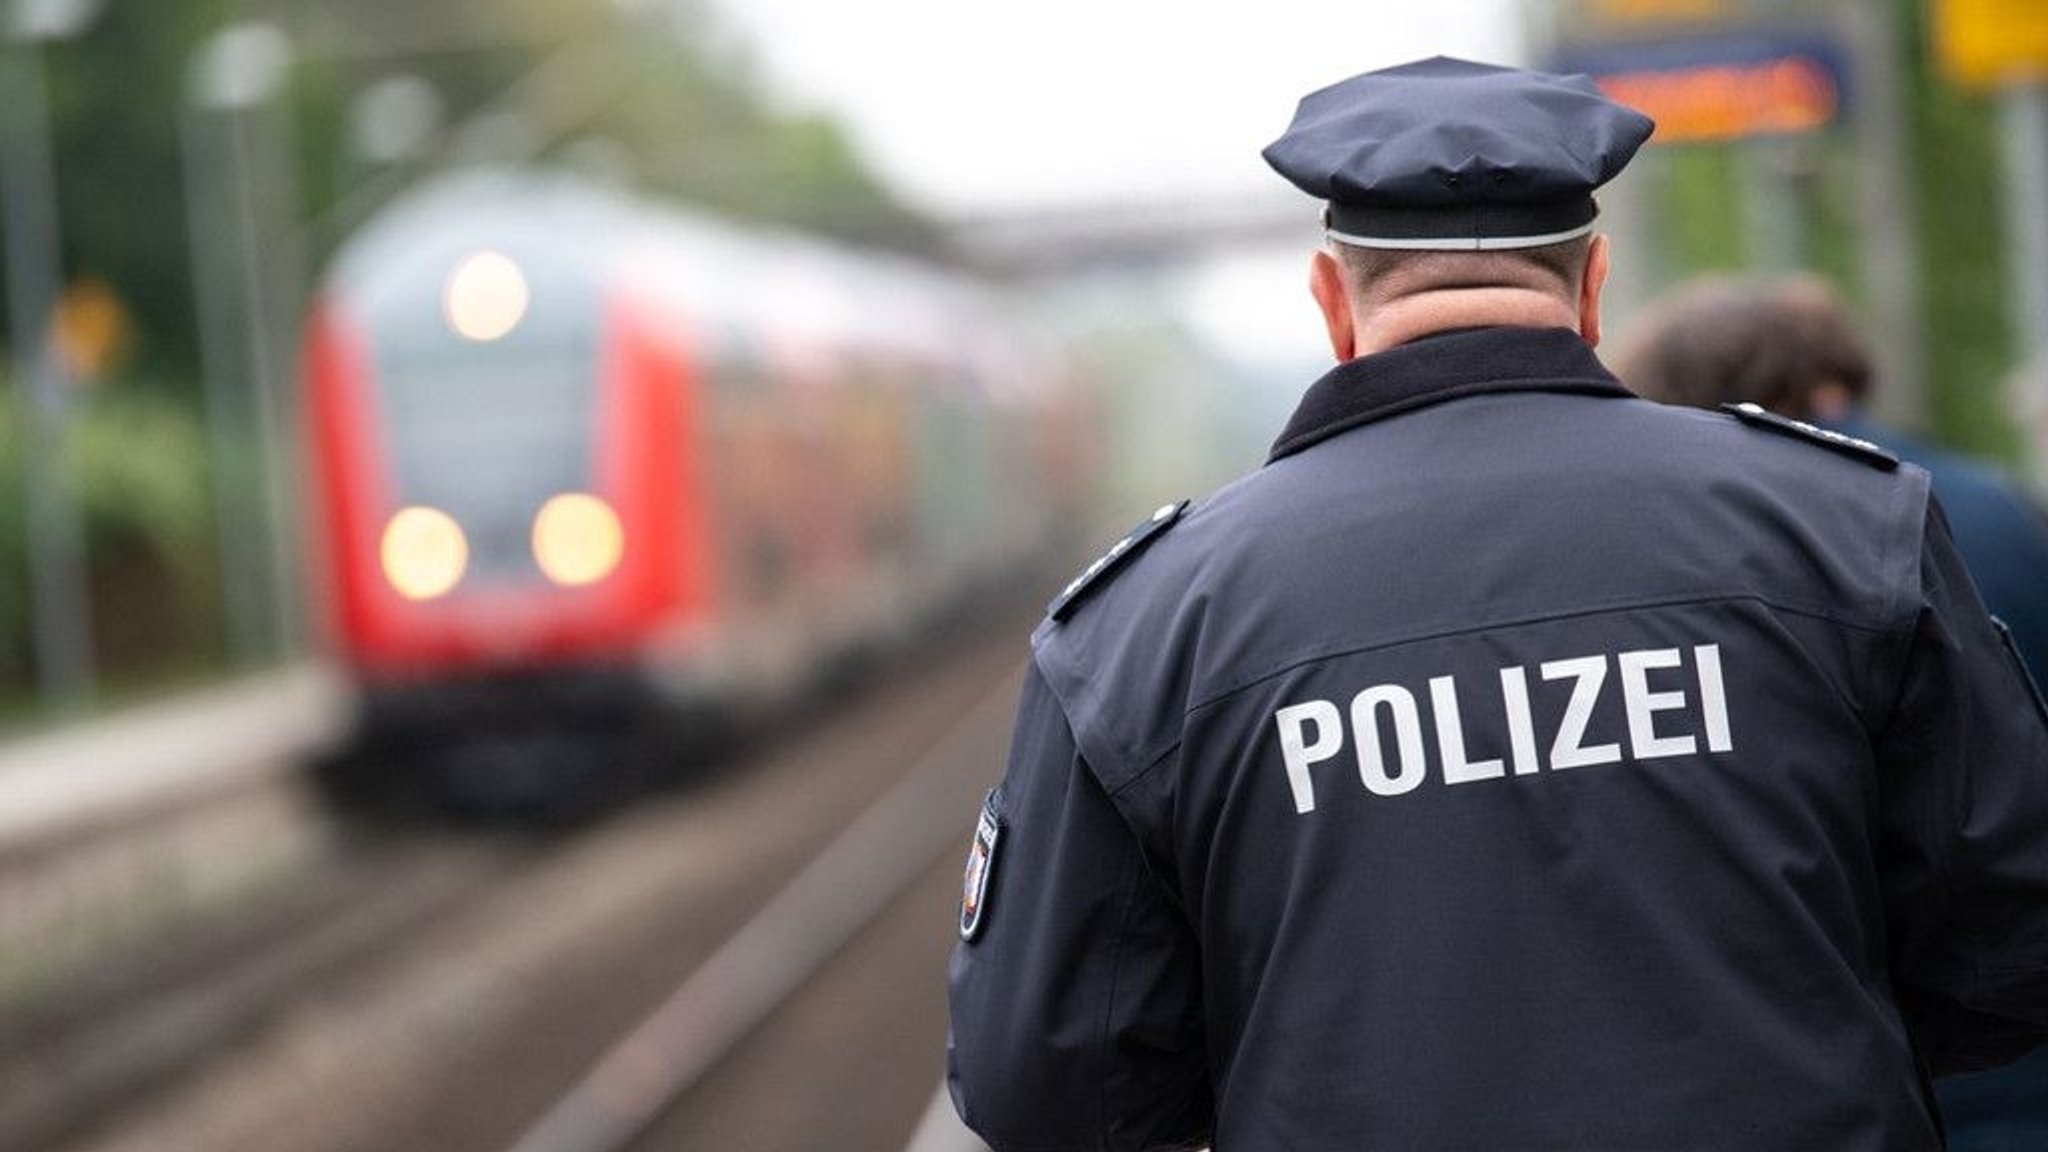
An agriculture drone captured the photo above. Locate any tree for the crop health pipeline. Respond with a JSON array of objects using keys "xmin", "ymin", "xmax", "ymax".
[{"xmin": 5, "ymin": 0, "xmax": 936, "ymax": 384}]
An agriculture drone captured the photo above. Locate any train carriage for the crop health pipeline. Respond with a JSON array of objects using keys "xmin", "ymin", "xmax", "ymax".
[{"xmin": 303, "ymin": 170, "xmax": 1082, "ymax": 812}]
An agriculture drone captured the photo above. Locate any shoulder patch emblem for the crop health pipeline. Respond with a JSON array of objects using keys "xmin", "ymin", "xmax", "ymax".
[
  {"xmin": 1047, "ymin": 499, "xmax": 1189, "ymax": 622},
  {"xmin": 1722, "ymin": 402, "xmax": 1899, "ymax": 470},
  {"xmin": 959, "ymin": 791, "xmax": 1003, "ymax": 942}
]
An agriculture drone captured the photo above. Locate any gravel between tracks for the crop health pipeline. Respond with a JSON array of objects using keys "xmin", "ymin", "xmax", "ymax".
[{"xmin": 48, "ymin": 621, "xmax": 1029, "ymax": 1152}]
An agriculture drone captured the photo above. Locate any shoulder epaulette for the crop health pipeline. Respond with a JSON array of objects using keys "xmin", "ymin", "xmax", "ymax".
[
  {"xmin": 1048, "ymin": 500, "xmax": 1189, "ymax": 622},
  {"xmin": 1722, "ymin": 402, "xmax": 1899, "ymax": 471}
]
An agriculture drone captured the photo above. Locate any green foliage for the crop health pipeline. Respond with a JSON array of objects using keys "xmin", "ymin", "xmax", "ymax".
[
  {"xmin": 282, "ymin": 0, "xmax": 937, "ymax": 256},
  {"xmin": 1804, "ymin": 134, "xmax": 1864, "ymax": 307},
  {"xmin": 527, "ymin": 2, "xmax": 939, "ymax": 249},
  {"xmin": 1659, "ymin": 144, "xmax": 1747, "ymax": 279},
  {"xmin": 64, "ymin": 387, "xmax": 214, "ymax": 555},
  {"xmin": 29, "ymin": 1, "xmax": 231, "ymax": 377},
  {"xmin": 13, "ymin": 0, "xmax": 933, "ymax": 384},
  {"xmin": 1897, "ymin": 0, "xmax": 2018, "ymax": 461},
  {"xmin": 0, "ymin": 380, "xmax": 222, "ymax": 699}
]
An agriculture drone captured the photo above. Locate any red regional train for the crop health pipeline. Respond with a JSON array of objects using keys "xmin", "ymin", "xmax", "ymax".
[{"xmin": 302, "ymin": 170, "xmax": 1090, "ymax": 813}]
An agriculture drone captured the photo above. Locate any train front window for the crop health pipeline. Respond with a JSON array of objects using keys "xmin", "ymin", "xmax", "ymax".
[{"xmin": 366, "ymin": 247, "xmax": 603, "ymax": 589}]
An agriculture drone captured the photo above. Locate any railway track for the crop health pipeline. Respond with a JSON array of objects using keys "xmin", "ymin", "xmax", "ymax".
[
  {"xmin": 23, "ymin": 618, "xmax": 1025, "ymax": 1152},
  {"xmin": 505, "ymin": 657, "xmax": 1015, "ymax": 1152},
  {"xmin": 1, "ymin": 828, "xmax": 538, "ymax": 1152}
]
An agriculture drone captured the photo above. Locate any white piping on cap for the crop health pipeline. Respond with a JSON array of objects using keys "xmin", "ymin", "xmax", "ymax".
[{"xmin": 1324, "ymin": 218, "xmax": 1598, "ymax": 251}]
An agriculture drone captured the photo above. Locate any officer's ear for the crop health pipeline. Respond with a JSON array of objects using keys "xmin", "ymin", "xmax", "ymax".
[
  {"xmin": 1579, "ymin": 234, "xmax": 1610, "ymax": 347},
  {"xmin": 1310, "ymin": 249, "xmax": 1357, "ymax": 361}
]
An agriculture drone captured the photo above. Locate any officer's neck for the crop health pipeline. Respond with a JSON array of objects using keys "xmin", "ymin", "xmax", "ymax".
[{"xmin": 1352, "ymin": 288, "xmax": 1584, "ymax": 358}]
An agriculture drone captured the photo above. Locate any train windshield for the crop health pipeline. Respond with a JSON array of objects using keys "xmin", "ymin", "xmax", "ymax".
[{"xmin": 364, "ymin": 245, "xmax": 604, "ymax": 589}]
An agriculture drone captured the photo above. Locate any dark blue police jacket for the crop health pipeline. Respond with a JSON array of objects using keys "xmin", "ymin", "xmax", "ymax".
[
  {"xmin": 948, "ymin": 325, "xmax": 2048, "ymax": 1151},
  {"xmin": 1828, "ymin": 412, "xmax": 2048, "ymax": 683},
  {"xmin": 1821, "ymin": 412, "xmax": 2048, "ymax": 1148}
]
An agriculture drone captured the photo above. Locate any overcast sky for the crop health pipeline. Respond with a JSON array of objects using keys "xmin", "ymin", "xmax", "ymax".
[{"xmin": 708, "ymin": 1, "xmax": 1530, "ymax": 215}]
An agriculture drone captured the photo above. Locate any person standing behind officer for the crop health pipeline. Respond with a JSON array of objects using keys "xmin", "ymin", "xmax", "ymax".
[
  {"xmin": 1617, "ymin": 274, "xmax": 2048, "ymax": 1150},
  {"xmin": 948, "ymin": 57, "xmax": 2048, "ymax": 1151}
]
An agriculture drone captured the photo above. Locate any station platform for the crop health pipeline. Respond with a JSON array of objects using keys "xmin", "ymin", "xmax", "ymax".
[{"xmin": 0, "ymin": 665, "xmax": 348, "ymax": 848}]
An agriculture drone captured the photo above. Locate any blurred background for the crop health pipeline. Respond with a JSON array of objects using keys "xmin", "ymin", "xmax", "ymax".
[{"xmin": 0, "ymin": 1, "xmax": 2044, "ymax": 1150}]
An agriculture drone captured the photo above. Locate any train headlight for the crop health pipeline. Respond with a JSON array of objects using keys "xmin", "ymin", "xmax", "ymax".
[
  {"xmin": 381, "ymin": 506, "xmax": 469, "ymax": 601},
  {"xmin": 444, "ymin": 249, "xmax": 529, "ymax": 342},
  {"xmin": 532, "ymin": 493, "xmax": 624, "ymax": 587}
]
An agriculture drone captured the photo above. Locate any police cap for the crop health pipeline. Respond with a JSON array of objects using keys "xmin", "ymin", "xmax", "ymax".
[{"xmin": 1263, "ymin": 56, "xmax": 1654, "ymax": 251}]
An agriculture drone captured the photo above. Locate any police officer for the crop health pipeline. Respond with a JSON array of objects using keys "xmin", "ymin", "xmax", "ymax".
[{"xmin": 948, "ymin": 57, "xmax": 2048, "ymax": 1150}]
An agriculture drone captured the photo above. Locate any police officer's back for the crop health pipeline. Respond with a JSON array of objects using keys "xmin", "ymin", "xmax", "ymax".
[{"xmin": 948, "ymin": 58, "xmax": 2048, "ymax": 1151}]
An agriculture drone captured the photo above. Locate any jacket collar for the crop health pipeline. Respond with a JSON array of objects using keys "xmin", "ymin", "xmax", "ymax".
[{"xmin": 1268, "ymin": 326, "xmax": 1632, "ymax": 463}]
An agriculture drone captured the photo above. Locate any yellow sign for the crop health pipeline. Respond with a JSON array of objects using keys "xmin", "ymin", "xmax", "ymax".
[
  {"xmin": 50, "ymin": 277, "xmax": 132, "ymax": 381},
  {"xmin": 1936, "ymin": 0, "xmax": 2048, "ymax": 88}
]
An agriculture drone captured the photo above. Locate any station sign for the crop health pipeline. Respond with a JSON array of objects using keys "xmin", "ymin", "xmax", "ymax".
[
  {"xmin": 1935, "ymin": 0, "xmax": 2048, "ymax": 89},
  {"xmin": 50, "ymin": 277, "xmax": 131, "ymax": 381},
  {"xmin": 1554, "ymin": 32, "xmax": 1849, "ymax": 144}
]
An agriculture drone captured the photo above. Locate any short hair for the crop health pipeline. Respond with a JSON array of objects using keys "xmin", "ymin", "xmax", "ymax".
[
  {"xmin": 1613, "ymin": 276, "xmax": 1874, "ymax": 420},
  {"xmin": 1329, "ymin": 234, "xmax": 1594, "ymax": 302},
  {"xmin": 1773, "ymin": 276, "xmax": 1875, "ymax": 402}
]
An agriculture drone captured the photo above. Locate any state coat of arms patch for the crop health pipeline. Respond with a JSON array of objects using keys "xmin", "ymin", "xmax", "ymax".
[{"xmin": 959, "ymin": 792, "xmax": 1002, "ymax": 941}]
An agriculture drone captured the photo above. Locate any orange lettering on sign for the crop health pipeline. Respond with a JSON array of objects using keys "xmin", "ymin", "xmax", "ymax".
[{"xmin": 1596, "ymin": 57, "xmax": 1837, "ymax": 144}]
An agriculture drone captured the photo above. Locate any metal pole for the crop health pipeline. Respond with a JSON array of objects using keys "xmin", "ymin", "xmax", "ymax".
[
  {"xmin": 181, "ymin": 106, "xmax": 267, "ymax": 664},
  {"xmin": 1998, "ymin": 81, "xmax": 2048, "ymax": 366},
  {"xmin": 248, "ymin": 93, "xmax": 307, "ymax": 658},
  {"xmin": 0, "ymin": 42, "xmax": 92, "ymax": 705},
  {"xmin": 190, "ymin": 21, "xmax": 299, "ymax": 663},
  {"xmin": 1744, "ymin": 137, "xmax": 1809, "ymax": 273},
  {"xmin": 219, "ymin": 107, "xmax": 286, "ymax": 660},
  {"xmin": 1841, "ymin": 0, "xmax": 1927, "ymax": 431},
  {"xmin": 222, "ymin": 96, "xmax": 304, "ymax": 659}
]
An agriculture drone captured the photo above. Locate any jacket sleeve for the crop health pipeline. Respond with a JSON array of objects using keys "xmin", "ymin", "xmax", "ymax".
[
  {"xmin": 1878, "ymin": 503, "xmax": 2048, "ymax": 1075},
  {"xmin": 947, "ymin": 658, "xmax": 1212, "ymax": 1152}
]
